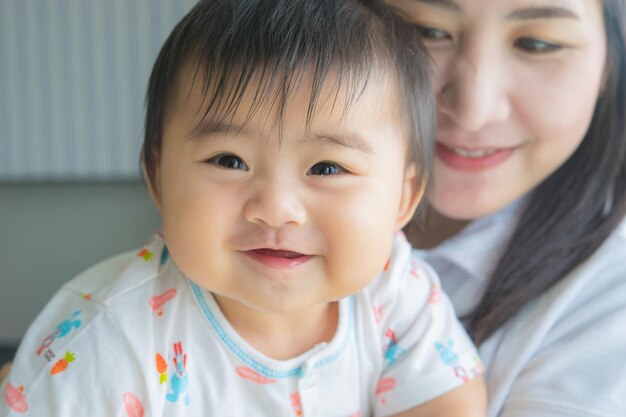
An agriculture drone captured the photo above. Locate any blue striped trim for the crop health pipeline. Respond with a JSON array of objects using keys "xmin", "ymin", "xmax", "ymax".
[{"xmin": 189, "ymin": 281, "xmax": 354, "ymax": 379}]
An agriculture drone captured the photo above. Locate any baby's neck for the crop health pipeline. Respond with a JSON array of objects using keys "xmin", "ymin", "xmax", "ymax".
[{"xmin": 214, "ymin": 295, "xmax": 339, "ymax": 360}]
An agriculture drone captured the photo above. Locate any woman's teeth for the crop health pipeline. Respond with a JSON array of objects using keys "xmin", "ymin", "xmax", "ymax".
[{"xmin": 447, "ymin": 146, "xmax": 498, "ymax": 158}]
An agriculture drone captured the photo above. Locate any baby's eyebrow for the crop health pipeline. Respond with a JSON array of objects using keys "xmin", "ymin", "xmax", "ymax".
[
  {"xmin": 187, "ymin": 119, "xmax": 251, "ymax": 141},
  {"xmin": 301, "ymin": 132, "xmax": 374, "ymax": 154},
  {"xmin": 187, "ymin": 119, "xmax": 373, "ymax": 154}
]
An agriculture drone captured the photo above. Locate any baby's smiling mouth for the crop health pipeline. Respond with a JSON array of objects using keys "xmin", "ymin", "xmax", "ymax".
[
  {"xmin": 251, "ymin": 249, "xmax": 305, "ymax": 259},
  {"xmin": 243, "ymin": 248, "xmax": 312, "ymax": 270}
]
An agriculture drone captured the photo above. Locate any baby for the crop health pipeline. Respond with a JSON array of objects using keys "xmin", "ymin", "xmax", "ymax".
[{"xmin": 1, "ymin": 0, "xmax": 486, "ymax": 416}]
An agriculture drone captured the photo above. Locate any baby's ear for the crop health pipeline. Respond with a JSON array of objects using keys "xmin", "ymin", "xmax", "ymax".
[
  {"xmin": 141, "ymin": 153, "xmax": 162, "ymax": 212},
  {"xmin": 396, "ymin": 163, "xmax": 425, "ymax": 230}
]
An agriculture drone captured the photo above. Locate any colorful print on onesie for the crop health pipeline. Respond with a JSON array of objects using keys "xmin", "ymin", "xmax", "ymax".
[{"xmin": 0, "ymin": 232, "xmax": 481, "ymax": 416}]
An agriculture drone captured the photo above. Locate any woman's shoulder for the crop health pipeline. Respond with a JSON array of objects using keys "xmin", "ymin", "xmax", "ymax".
[
  {"xmin": 530, "ymin": 217, "xmax": 626, "ymax": 319},
  {"xmin": 606, "ymin": 213, "xmax": 626, "ymax": 240},
  {"xmin": 481, "ymin": 218, "xmax": 626, "ymax": 417},
  {"xmin": 571, "ymin": 216, "xmax": 626, "ymax": 282}
]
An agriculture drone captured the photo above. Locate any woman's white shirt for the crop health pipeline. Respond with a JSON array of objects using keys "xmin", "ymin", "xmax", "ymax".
[{"xmin": 415, "ymin": 205, "xmax": 626, "ymax": 417}]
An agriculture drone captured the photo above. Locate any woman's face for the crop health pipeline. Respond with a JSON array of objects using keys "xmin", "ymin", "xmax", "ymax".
[{"xmin": 386, "ymin": 0, "xmax": 607, "ymax": 219}]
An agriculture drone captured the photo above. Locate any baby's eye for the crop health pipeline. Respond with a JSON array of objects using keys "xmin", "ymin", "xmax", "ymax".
[
  {"xmin": 205, "ymin": 153, "xmax": 249, "ymax": 170},
  {"xmin": 307, "ymin": 161, "xmax": 347, "ymax": 176},
  {"xmin": 514, "ymin": 37, "xmax": 563, "ymax": 54},
  {"xmin": 415, "ymin": 25, "xmax": 452, "ymax": 41}
]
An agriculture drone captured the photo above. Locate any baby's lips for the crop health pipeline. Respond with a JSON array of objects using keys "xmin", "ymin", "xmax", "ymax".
[{"xmin": 251, "ymin": 248, "xmax": 305, "ymax": 259}]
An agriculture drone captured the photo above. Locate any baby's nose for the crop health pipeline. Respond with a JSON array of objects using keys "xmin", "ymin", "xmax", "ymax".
[{"xmin": 243, "ymin": 177, "xmax": 307, "ymax": 228}]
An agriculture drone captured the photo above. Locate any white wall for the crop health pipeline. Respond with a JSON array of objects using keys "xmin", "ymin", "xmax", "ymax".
[
  {"xmin": 0, "ymin": 0, "xmax": 197, "ymax": 181},
  {"xmin": 0, "ymin": 182, "xmax": 160, "ymax": 344}
]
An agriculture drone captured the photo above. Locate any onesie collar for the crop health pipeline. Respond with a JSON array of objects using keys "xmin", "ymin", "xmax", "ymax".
[{"xmin": 186, "ymin": 278, "xmax": 354, "ymax": 380}]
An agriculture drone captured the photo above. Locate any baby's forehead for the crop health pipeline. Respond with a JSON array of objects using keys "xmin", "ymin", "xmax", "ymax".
[{"xmin": 166, "ymin": 59, "xmax": 408, "ymax": 136}]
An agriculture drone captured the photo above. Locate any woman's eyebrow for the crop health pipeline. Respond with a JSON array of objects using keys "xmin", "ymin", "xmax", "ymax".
[
  {"xmin": 507, "ymin": 7, "xmax": 580, "ymax": 20},
  {"xmin": 412, "ymin": 0, "xmax": 462, "ymax": 13},
  {"xmin": 409, "ymin": 0, "xmax": 580, "ymax": 21}
]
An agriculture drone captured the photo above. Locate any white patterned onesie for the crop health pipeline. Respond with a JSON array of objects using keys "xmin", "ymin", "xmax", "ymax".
[{"xmin": 1, "ymin": 232, "xmax": 482, "ymax": 417}]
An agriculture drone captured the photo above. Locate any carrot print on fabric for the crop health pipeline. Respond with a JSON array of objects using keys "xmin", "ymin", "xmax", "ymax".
[
  {"xmin": 236, "ymin": 367, "xmax": 277, "ymax": 384},
  {"xmin": 4, "ymin": 383, "xmax": 28, "ymax": 413},
  {"xmin": 156, "ymin": 353, "xmax": 168, "ymax": 384},
  {"xmin": 50, "ymin": 351, "xmax": 75, "ymax": 375},
  {"xmin": 137, "ymin": 249, "xmax": 153, "ymax": 261},
  {"xmin": 290, "ymin": 392, "xmax": 303, "ymax": 416},
  {"xmin": 123, "ymin": 392, "xmax": 145, "ymax": 417}
]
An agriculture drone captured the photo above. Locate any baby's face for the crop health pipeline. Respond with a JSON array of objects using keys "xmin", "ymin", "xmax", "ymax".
[{"xmin": 149, "ymin": 66, "xmax": 422, "ymax": 316}]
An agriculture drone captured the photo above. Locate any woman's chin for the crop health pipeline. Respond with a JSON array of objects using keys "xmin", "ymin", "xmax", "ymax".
[{"xmin": 429, "ymin": 191, "xmax": 514, "ymax": 221}]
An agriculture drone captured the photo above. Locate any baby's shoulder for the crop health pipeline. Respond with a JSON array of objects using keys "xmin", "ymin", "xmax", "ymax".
[
  {"xmin": 62, "ymin": 250, "xmax": 134, "ymax": 298},
  {"xmin": 362, "ymin": 233, "xmax": 443, "ymax": 325},
  {"xmin": 64, "ymin": 234, "xmax": 173, "ymax": 305},
  {"xmin": 368, "ymin": 233, "xmax": 439, "ymax": 292},
  {"xmin": 2, "ymin": 235, "xmax": 181, "ymax": 405}
]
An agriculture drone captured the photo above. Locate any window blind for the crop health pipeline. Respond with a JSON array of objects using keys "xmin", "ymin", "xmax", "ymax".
[{"xmin": 0, "ymin": 0, "xmax": 197, "ymax": 181}]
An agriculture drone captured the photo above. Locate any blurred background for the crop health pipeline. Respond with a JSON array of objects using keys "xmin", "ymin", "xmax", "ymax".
[{"xmin": 0, "ymin": 0, "xmax": 198, "ymax": 364}]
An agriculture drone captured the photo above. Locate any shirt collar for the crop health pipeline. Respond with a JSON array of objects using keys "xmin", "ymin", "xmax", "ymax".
[{"xmin": 418, "ymin": 198, "xmax": 526, "ymax": 283}]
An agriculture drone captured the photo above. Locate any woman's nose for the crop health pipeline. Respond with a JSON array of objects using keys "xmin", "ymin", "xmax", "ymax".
[
  {"xmin": 243, "ymin": 177, "xmax": 307, "ymax": 228},
  {"xmin": 436, "ymin": 44, "xmax": 512, "ymax": 132}
]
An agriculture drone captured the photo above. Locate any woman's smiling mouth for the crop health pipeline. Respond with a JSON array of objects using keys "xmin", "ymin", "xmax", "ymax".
[{"xmin": 436, "ymin": 143, "xmax": 517, "ymax": 172}]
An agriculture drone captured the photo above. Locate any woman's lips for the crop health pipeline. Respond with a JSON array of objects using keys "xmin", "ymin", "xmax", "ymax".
[
  {"xmin": 436, "ymin": 143, "xmax": 515, "ymax": 172},
  {"xmin": 244, "ymin": 249, "xmax": 312, "ymax": 270}
]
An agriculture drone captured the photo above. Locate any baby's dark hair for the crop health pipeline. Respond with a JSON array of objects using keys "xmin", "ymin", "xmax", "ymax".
[{"xmin": 142, "ymin": 0, "xmax": 434, "ymax": 191}]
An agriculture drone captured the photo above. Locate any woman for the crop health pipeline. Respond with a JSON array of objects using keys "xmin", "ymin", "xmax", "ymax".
[{"xmin": 386, "ymin": 0, "xmax": 626, "ymax": 415}]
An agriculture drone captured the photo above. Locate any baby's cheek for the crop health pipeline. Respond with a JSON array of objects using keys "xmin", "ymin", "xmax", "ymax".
[{"xmin": 326, "ymin": 229, "xmax": 394, "ymax": 296}]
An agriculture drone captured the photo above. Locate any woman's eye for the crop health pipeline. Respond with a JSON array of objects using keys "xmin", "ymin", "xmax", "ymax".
[
  {"xmin": 415, "ymin": 25, "xmax": 451, "ymax": 41},
  {"xmin": 307, "ymin": 161, "xmax": 346, "ymax": 176},
  {"xmin": 514, "ymin": 38, "xmax": 563, "ymax": 54},
  {"xmin": 205, "ymin": 154, "xmax": 248, "ymax": 170}
]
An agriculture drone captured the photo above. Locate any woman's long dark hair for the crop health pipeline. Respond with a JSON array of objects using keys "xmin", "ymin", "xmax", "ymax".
[{"xmin": 468, "ymin": 0, "xmax": 626, "ymax": 344}]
